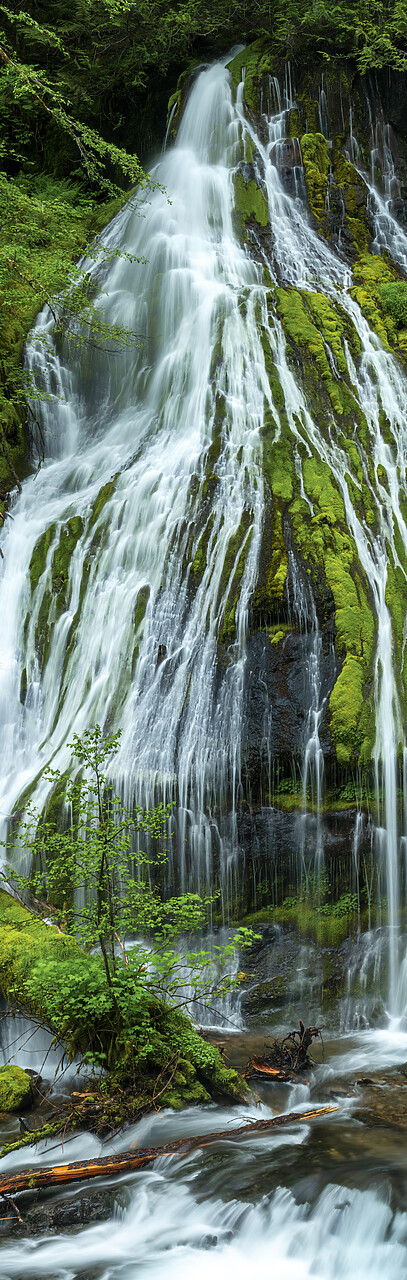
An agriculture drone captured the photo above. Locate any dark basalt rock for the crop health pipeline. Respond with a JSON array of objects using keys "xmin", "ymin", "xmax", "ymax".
[
  {"xmin": 0, "ymin": 1189, "xmax": 122, "ymax": 1237},
  {"xmin": 242, "ymin": 625, "xmax": 339, "ymax": 786}
]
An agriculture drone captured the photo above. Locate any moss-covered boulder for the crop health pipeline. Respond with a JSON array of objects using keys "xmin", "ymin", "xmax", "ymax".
[{"xmin": 0, "ymin": 1065, "xmax": 32, "ymax": 1113}]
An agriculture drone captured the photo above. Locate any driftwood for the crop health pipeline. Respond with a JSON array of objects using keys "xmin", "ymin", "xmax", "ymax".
[
  {"xmin": 0, "ymin": 1104, "xmax": 338, "ymax": 1198},
  {"xmin": 245, "ymin": 1022, "xmax": 322, "ymax": 1082}
]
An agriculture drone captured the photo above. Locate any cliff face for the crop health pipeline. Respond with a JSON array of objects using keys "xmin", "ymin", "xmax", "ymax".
[{"xmin": 202, "ymin": 46, "xmax": 407, "ymax": 808}]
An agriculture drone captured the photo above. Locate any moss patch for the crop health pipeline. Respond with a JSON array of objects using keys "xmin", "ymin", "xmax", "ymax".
[
  {"xmin": 233, "ymin": 171, "xmax": 269, "ymax": 237},
  {"xmin": 300, "ymin": 132, "xmax": 330, "ymax": 226},
  {"xmin": 227, "ymin": 40, "xmax": 274, "ymax": 113},
  {"xmin": 287, "ymin": 453, "xmax": 376, "ymax": 763},
  {"xmin": 0, "ymin": 1064, "xmax": 32, "ymax": 1113}
]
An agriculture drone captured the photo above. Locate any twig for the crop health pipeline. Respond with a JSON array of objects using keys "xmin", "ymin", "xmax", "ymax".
[
  {"xmin": 152, "ymin": 1053, "xmax": 180, "ymax": 1110},
  {"xmin": 1, "ymin": 1192, "xmax": 23, "ymax": 1225}
]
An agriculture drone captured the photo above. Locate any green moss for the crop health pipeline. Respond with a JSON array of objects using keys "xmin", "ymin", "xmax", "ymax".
[
  {"xmin": 0, "ymin": 1065, "xmax": 32, "ymax": 1113},
  {"xmin": 341, "ymin": 438, "xmax": 363, "ymax": 482},
  {"xmin": 302, "ymin": 456, "xmax": 345, "ymax": 521},
  {"xmin": 333, "ymin": 152, "xmax": 367, "ymax": 218},
  {"xmin": 89, "ymin": 478, "xmax": 117, "ymax": 528},
  {"xmin": 29, "ymin": 523, "xmax": 56, "ymax": 592},
  {"xmin": 227, "ymin": 40, "xmax": 273, "ymax": 113},
  {"xmin": 288, "ymin": 108, "xmax": 302, "ymax": 138},
  {"xmin": 267, "ymin": 623, "xmax": 292, "ymax": 646},
  {"xmin": 300, "ymin": 132, "xmax": 330, "ymax": 225},
  {"xmin": 33, "ymin": 587, "xmax": 53, "ymax": 670},
  {"xmin": 131, "ymin": 584, "xmax": 150, "ymax": 673},
  {"xmin": 261, "ymin": 405, "xmax": 294, "ymax": 501},
  {"xmin": 330, "ymin": 149, "xmax": 371, "ymax": 253},
  {"xmin": 329, "ymin": 655, "xmax": 364, "ymax": 764},
  {"xmin": 275, "ymin": 287, "xmax": 349, "ymax": 416},
  {"xmin": 287, "ymin": 452, "xmax": 376, "ymax": 763},
  {"xmin": 262, "ymin": 500, "xmax": 288, "ymax": 606},
  {"xmin": 351, "ymin": 285, "xmax": 390, "ymax": 347},
  {"xmin": 350, "ymin": 254, "xmax": 402, "ymax": 351},
  {"xmin": 385, "ymin": 560, "xmax": 407, "ymax": 690},
  {"xmin": 0, "ymin": 172, "xmax": 121, "ymax": 510},
  {"xmin": 190, "ymin": 513, "xmax": 215, "ymax": 584},
  {"xmin": 51, "ymin": 517, "xmax": 84, "ymax": 602},
  {"xmin": 133, "ymin": 584, "xmax": 150, "ymax": 635},
  {"xmin": 233, "ymin": 171, "xmax": 269, "ymax": 232}
]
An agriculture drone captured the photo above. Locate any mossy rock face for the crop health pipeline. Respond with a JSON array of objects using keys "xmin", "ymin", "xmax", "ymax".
[
  {"xmin": 233, "ymin": 169, "xmax": 269, "ymax": 242},
  {"xmin": 227, "ymin": 41, "xmax": 276, "ymax": 114},
  {"xmin": 300, "ymin": 132, "xmax": 330, "ymax": 228},
  {"xmin": 0, "ymin": 1065, "xmax": 32, "ymax": 1113},
  {"xmin": 29, "ymin": 524, "xmax": 57, "ymax": 593},
  {"xmin": 0, "ymin": 172, "xmax": 123, "ymax": 518},
  {"xmin": 51, "ymin": 517, "xmax": 84, "ymax": 603},
  {"xmin": 165, "ymin": 64, "xmax": 201, "ymax": 141}
]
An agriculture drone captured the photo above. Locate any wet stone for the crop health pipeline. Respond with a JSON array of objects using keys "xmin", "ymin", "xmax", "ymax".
[{"xmin": 0, "ymin": 1189, "xmax": 121, "ymax": 1237}]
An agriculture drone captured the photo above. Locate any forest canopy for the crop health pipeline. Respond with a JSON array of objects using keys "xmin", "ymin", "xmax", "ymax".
[{"xmin": 1, "ymin": 2, "xmax": 407, "ymax": 195}]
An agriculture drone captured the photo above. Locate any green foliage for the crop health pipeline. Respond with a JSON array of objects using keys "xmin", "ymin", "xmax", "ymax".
[
  {"xmin": 268, "ymin": 872, "xmax": 361, "ymax": 943},
  {"xmin": 1, "ymin": 726, "xmax": 254, "ymax": 1083},
  {"xmin": 378, "ymin": 282, "xmax": 407, "ymax": 330}
]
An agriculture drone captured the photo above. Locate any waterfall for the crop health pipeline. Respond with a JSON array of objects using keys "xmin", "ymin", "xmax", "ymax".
[
  {"xmin": 1, "ymin": 54, "xmax": 407, "ymax": 1013},
  {"xmin": 0, "ymin": 60, "xmax": 267, "ymax": 911}
]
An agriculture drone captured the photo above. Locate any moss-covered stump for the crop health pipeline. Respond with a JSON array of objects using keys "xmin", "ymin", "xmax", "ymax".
[
  {"xmin": 0, "ymin": 1065, "xmax": 33, "ymax": 1113},
  {"xmin": 0, "ymin": 891, "xmax": 247, "ymax": 1119}
]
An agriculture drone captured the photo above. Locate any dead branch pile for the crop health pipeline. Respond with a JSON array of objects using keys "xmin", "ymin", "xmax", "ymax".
[{"xmin": 244, "ymin": 1021, "xmax": 322, "ymax": 1082}]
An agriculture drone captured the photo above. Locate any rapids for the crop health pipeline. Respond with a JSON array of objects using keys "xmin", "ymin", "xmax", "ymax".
[{"xmin": 2, "ymin": 1029, "xmax": 407, "ymax": 1277}]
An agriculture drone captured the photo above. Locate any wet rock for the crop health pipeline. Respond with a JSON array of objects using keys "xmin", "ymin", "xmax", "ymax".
[{"xmin": 0, "ymin": 1189, "xmax": 122, "ymax": 1237}]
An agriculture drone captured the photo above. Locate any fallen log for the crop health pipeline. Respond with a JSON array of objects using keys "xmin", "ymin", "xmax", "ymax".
[{"xmin": 0, "ymin": 1104, "xmax": 338, "ymax": 1198}]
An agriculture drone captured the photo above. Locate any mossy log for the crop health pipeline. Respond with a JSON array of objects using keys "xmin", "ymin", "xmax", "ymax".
[{"xmin": 0, "ymin": 1105, "xmax": 339, "ymax": 1199}]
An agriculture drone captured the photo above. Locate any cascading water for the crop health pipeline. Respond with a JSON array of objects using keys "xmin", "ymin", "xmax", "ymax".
[
  {"xmin": 5, "ymin": 48, "xmax": 407, "ymax": 1280},
  {"xmin": 1, "ymin": 52, "xmax": 407, "ymax": 1016},
  {"xmin": 0, "ymin": 60, "xmax": 268, "ymax": 911},
  {"xmin": 287, "ymin": 550, "xmax": 324, "ymax": 864},
  {"xmin": 234, "ymin": 71, "xmax": 407, "ymax": 1015}
]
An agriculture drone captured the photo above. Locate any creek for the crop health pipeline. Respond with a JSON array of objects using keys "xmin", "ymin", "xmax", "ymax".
[{"xmin": 3, "ymin": 1021, "xmax": 407, "ymax": 1277}]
